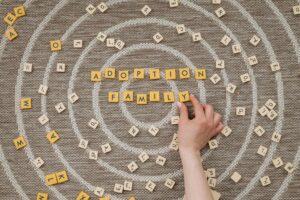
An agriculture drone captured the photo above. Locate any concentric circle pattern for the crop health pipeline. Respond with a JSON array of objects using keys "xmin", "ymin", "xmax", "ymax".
[{"xmin": 0, "ymin": 0, "xmax": 300, "ymax": 199}]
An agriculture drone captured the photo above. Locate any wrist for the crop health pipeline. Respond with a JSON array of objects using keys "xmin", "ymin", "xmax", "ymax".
[{"xmin": 179, "ymin": 147, "xmax": 201, "ymax": 157}]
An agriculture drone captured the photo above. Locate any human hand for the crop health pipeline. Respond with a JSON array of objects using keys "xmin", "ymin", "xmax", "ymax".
[{"xmin": 177, "ymin": 94, "xmax": 223, "ymax": 154}]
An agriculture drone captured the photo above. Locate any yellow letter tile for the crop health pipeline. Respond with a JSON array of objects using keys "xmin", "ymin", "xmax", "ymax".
[
  {"xmin": 133, "ymin": 68, "xmax": 145, "ymax": 79},
  {"xmin": 149, "ymin": 68, "xmax": 160, "ymax": 80},
  {"xmin": 36, "ymin": 192, "xmax": 48, "ymax": 200},
  {"xmin": 104, "ymin": 68, "xmax": 116, "ymax": 79},
  {"xmin": 179, "ymin": 68, "xmax": 190, "ymax": 79},
  {"xmin": 76, "ymin": 191, "xmax": 90, "ymax": 200},
  {"xmin": 45, "ymin": 173, "xmax": 57, "ymax": 186},
  {"xmin": 178, "ymin": 91, "xmax": 190, "ymax": 102},
  {"xmin": 46, "ymin": 130, "xmax": 60, "ymax": 144},
  {"xmin": 5, "ymin": 27, "xmax": 18, "ymax": 41},
  {"xmin": 195, "ymin": 68, "xmax": 206, "ymax": 80},
  {"xmin": 91, "ymin": 71, "xmax": 101, "ymax": 82},
  {"xmin": 20, "ymin": 98, "xmax": 32, "ymax": 110},
  {"xmin": 13, "ymin": 136, "xmax": 27, "ymax": 150},
  {"xmin": 149, "ymin": 91, "xmax": 160, "ymax": 102},
  {"xmin": 136, "ymin": 94, "xmax": 147, "ymax": 105},
  {"xmin": 50, "ymin": 40, "xmax": 62, "ymax": 51},
  {"xmin": 118, "ymin": 70, "xmax": 129, "ymax": 81},
  {"xmin": 14, "ymin": 5, "xmax": 26, "ymax": 18},
  {"xmin": 56, "ymin": 170, "xmax": 68, "ymax": 184},
  {"xmin": 122, "ymin": 91, "xmax": 134, "ymax": 102},
  {"xmin": 99, "ymin": 197, "xmax": 110, "ymax": 200},
  {"xmin": 165, "ymin": 69, "xmax": 176, "ymax": 80},
  {"xmin": 108, "ymin": 92, "xmax": 119, "ymax": 103},
  {"xmin": 4, "ymin": 12, "xmax": 17, "ymax": 25},
  {"xmin": 163, "ymin": 92, "xmax": 175, "ymax": 103}
]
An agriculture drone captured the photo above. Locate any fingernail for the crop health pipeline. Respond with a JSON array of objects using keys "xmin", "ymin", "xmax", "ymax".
[
  {"xmin": 176, "ymin": 102, "xmax": 182, "ymax": 108},
  {"xmin": 190, "ymin": 93, "xmax": 194, "ymax": 97}
]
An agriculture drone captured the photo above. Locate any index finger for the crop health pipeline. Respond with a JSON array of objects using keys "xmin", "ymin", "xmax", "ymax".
[{"xmin": 190, "ymin": 94, "xmax": 205, "ymax": 118}]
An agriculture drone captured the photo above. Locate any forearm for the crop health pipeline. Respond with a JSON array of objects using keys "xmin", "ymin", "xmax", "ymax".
[{"xmin": 180, "ymin": 149, "xmax": 213, "ymax": 200}]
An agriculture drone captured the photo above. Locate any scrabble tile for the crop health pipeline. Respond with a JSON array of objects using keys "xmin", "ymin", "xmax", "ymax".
[
  {"xmin": 113, "ymin": 183, "xmax": 124, "ymax": 193},
  {"xmin": 250, "ymin": 34, "xmax": 261, "ymax": 46},
  {"xmin": 172, "ymin": 133, "xmax": 178, "ymax": 143},
  {"xmin": 128, "ymin": 126, "xmax": 139, "ymax": 137},
  {"xmin": 13, "ymin": 136, "xmax": 27, "ymax": 150},
  {"xmin": 33, "ymin": 157, "xmax": 44, "ymax": 168},
  {"xmin": 45, "ymin": 173, "xmax": 57, "ymax": 186},
  {"xmin": 208, "ymin": 139, "xmax": 218, "ymax": 149},
  {"xmin": 68, "ymin": 92, "xmax": 79, "ymax": 103},
  {"xmin": 258, "ymin": 105, "xmax": 269, "ymax": 116},
  {"xmin": 115, "ymin": 39, "xmax": 125, "ymax": 50},
  {"xmin": 105, "ymin": 68, "xmax": 116, "ymax": 79},
  {"xmin": 216, "ymin": 59, "xmax": 225, "ymax": 69},
  {"xmin": 156, "ymin": 155, "xmax": 167, "ymax": 166},
  {"xmin": 133, "ymin": 68, "xmax": 145, "ymax": 79},
  {"xmin": 73, "ymin": 40, "xmax": 83, "ymax": 48},
  {"xmin": 97, "ymin": 2, "xmax": 108, "ymax": 13},
  {"xmin": 171, "ymin": 116, "xmax": 180, "ymax": 125},
  {"xmin": 47, "ymin": 130, "xmax": 60, "ymax": 144},
  {"xmin": 257, "ymin": 145, "xmax": 268, "ymax": 157},
  {"xmin": 118, "ymin": 70, "xmax": 129, "ymax": 81},
  {"xmin": 236, "ymin": 107, "xmax": 246, "ymax": 116},
  {"xmin": 240, "ymin": 73, "xmax": 251, "ymax": 83},
  {"xmin": 254, "ymin": 126, "xmax": 265, "ymax": 137},
  {"xmin": 220, "ymin": 35, "xmax": 231, "ymax": 46},
  {"xmin": 272, "ymin": 157, "xmax": 283, "ymax": 168},
  {"xmin": 284, "ymin": 162, "xmax": 295, "ymax": 173},
  {"xmin": 50, "ymin": 40, "xmax": 62, "ymax": 51},
  {"xmin": 169, "ymin": 0, "xmax": 179, "ymax": 7},
  {"xmin": 91, "ymin": 71, "xmax": 101, "ymax": 82},
  {"xmin": 86, "ymin": 4, "xmax": 96, "ymax": 14},
  {"xmin": 38, "ymin": 84, "xmax": 48, "ymax": 95},
  {"xmin": 179, "ymin": 68, "xmax": 190, "ymax": 79},
  {"xmin": 14, "ymin": 5, "xmax": 26, "ymax": 18},
  {"xmin": 226, "ymin": 83, "xmax": 237, "ymax": 94},
  {"xmin": 122, "ymin": 91, "xmax": 134, "ymax": 102},
  {"xmin": 78, "ymin": 139, "xmax": 89, "ymax": 149},
  {"xmin": 232, "ymin": 44, "xmax": 241, "ymax": 54},
  {"xmin": 208, "ymin": 178, "xmax": 217, "ymax": 188},
  {"xmin": 4, "ymin": 12, "xmax": 17, "ymax": 25},
  {"xmin": 127, "ymin": 161, "xmax": 138, "ymax": 173},
  {"xmin": 248, "ymin": 55, "xmax": 258, "ymax": 66},
  {"xmin": 148, "ymin": 125, "xmax": 159, "ymax": 136},
  {"xmin": 106, "ymin": 38, "xmax": 115, "ymax": 47},
  {"xmin": 5, "ymin": 27, "xmax": 18, "ymax": 41},
  {"xmin": 36, "ymin": 192, "xmax": 48, "ymax": 200},
  {"xmin": 124, "ymin": 181, "xmax": 133, "ymax": 191},
  {"xmin": 169, "ymin": 140, "xmax": 179, "ymax": 151},
  {"xmin": 153, "ymin": 32, "xmax": 163, "ymax": 43},
  {"xmin": 149, "ymin": 91, "xmax": 160, "ymax": 102},
  {"xmin": 23, "ymin": 63, "xmax": 33, "ymax": 72},
  {"xmin": 163, "ymin": 92, "xmax": 175, "ymax": 103},
  {"xmin": 215, "ymin": 7, "xmax": 226, "ymax": 18},
  {"xmin": 55, "ymin": 102, "xmax": 66, "ymax": 113},
  {"xmin": 176, "ymin": 24, "xmax": 186, "ymax": 34},
  {"xmin": 192, "ymin": 32, "xmax": 202, "ymax": 42},
  {"xmin": 76, "ymin": 191, "xmax": 90, "ymax": 200},
  {"xmin": 270, "ymin": 62, "xmax": 280, "ymax": 72},
  {"xmin": 94, "ymin": 187, "xmax": 105, "ymax": 197},
  {"xmin": 260, "ymin": 176, "xmax": 271, "ymax": 186},
  {"xmin": 38, "ymin": 114, "xmax": 49, "ymax": 125},
  {"xmin": 210, "ymin": 74, "xmax": 221, "ymax": 84},
  {"xmin": 136, "ymin": 94, "xmax": 147, "ymax": 105},
  {"xmin": 89, "ymin": 150, "xmax": 98, "ymax": 160},
  {"xmin": 141, "ymin": 5, "xmax": 152, "ymax": 16},
  {"xmin": 211, "ymin": 190, "xmax": 221, "ymax": 200},
  {"xmin": 101, "ymin": 143, "xmax": 112, "ymax": 154},
  {"xmin": 145, "ymin": 181, "xmax": 156, "ymax": 192},
  {"xmin": 221, "ymin": 126, "xmax": 232, "ymax": 137},
  {"xmin": 206, "ymin": 168, "xmax": 216, "ymax": 178},
  {"xmin": 179, "ymin": 91, "xmax": 190, "ymax": 102},
  {"xmin": 230, "ymin": 172, "xmax": 242, "ymax": 183},
  {"xmin": 212, "ymin": 0, "xmax": 221, "ymax": 4},
  {"xmin": 55, "ymin": 170, "xmax": 68, "ymax": 183},
  {"xmin": 88, "ymin": 118, "xmax": 99, "ymax": 129},
  {"xmin": 195, "ymin": 68, "xmax": 206, "ymax": 80},
  {"xmin": 149, "ymin": 68, "xmax": 160, "ymax": 80},
  {"xmin": 165, "ymin": 69, "xmax": 176, "ymax": 80},
  {"xmin": 267, "ymin": 110, "xmax": 278, "ymax": 120},
  {"xmin": 138, "ymin": 152, "xmax": 149, "ymax": 163},
  {"xmin": 293, "ymin": 5, "xmax": 300, "ymax": 15},
  {"xmin": 108, "ymin": 92, "xmax": 119, "ymax": 103},
  {"xmin": 56, "ymin": 63, "xmax": 66, "ymax": 72},
  {"xmin": 164, "ymin": 178, "xmax": 176, "ymax": 189},
  {"xmin": 271, "ymin": 132, "xmax": 282, "ymax": 143},
  {"xmin": 97, "ymin": 32, "xmax": 107, "ymax": 42},
  {"xmin": 99, "ymin": 197, "xmax": 110, "ymax": 200},
  {"xmin": 20, "ymin": 98, "xmax": 32, "ymax": 110}
]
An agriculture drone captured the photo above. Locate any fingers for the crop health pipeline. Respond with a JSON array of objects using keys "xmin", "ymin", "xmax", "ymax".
[
  {"xmin": 204, "ymin": 104, "xmax": 214, "ymax": 121},
  {"xmin": 177, "ymin": 102, "xmax": 188, "ymax": 122},
  {"xmin": 190, "ymin": 94, "xmax": 205, "ymax": 118},
  {"xmin": 213, "ymin": 122, "xmax": 224, "ymax": 136},
  {"xmin": 213, "ymin": 112, "xmax": 221, "ymax": 126}
]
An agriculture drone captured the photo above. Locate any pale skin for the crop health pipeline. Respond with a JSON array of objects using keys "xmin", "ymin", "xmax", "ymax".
[{"xmin": 177, "ymin": 94, "xmax": 224, "ymax": 200}]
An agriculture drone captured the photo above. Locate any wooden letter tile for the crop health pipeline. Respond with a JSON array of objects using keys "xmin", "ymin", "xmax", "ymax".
[
  {"xmin": 145, "ymin": 181, "xmax": 156, "ymax": 192},
  {"xmin": 108, "ymin": 92, "xmax": 119, "ymax": 103},
  {"xmin": 136, "ymin": 94, "xmax": 147, "ymax": 105},
  {"xmin": 47, "ymin": 130, "xmax": 60, "ymax": 144},
  {"xmin": 13, "ymin": 136, "xmax": 27, "ymax": 150},
  {"xmin": 50, "ymin": 40, "xmax": 62, "ymax": 51},
  {"xmin": 230, "ymin": 172, "xmax": 242, "ymax": 183},
  {"xmin": 163, "ymin": 92, "xmax": 175, "ymax": 103}
]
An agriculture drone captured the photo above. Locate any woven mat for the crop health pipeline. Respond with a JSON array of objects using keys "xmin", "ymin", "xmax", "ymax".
[{"xmin": 0, "ymin": 0, "xmax": 300, "ymax": 199}]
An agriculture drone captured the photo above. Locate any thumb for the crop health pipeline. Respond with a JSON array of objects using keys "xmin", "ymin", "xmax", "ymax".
[{"xmin": 177, "ymin": 102, "xmax": 188, "ymax": 122}]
